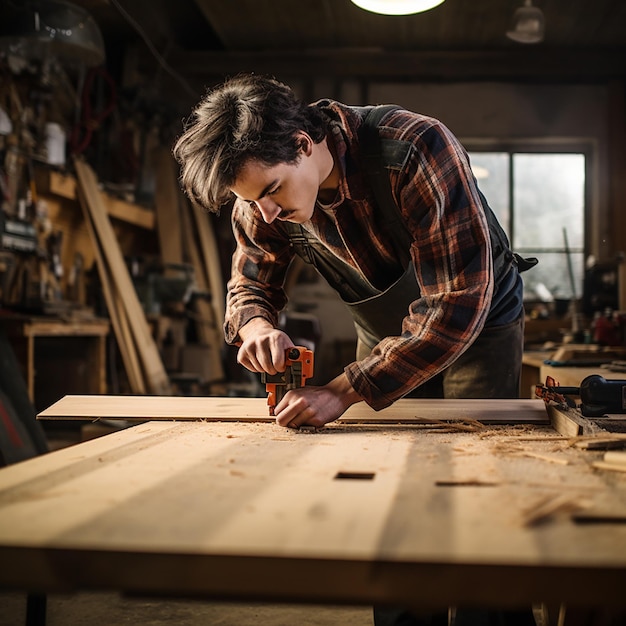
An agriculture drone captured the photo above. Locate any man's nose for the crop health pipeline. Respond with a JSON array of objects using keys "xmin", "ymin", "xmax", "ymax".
[{"xmin": 255, "ymin": 197, "xmax": 281, "ymax": 224}]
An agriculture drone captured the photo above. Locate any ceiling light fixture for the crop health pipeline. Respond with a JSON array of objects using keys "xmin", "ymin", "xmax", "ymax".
[
  {"xmin": 350, "ymin": 0, "xmax": 445, "ymax": 16},
  {"xmin": 506, "ymin": 0, "xmax": 545, "ymax": 44}
]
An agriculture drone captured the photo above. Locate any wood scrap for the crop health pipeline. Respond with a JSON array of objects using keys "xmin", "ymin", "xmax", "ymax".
[
  {"xmin": 604, "ymin": 451, "xmax": 626, "ymax": 466},
  {"xmin": 591, "ymin": 450, "xmax": 626, "ymax": 473},
  {"xmin": 509, "ymin": 436, "xmax": 570, "ymax": 442},
  {"xmin": 591, "ymin": 461, "xmax": 626, "ymax": 473},
  {"xmin": 546, "ymin": 403, "xmax": 582, "ymax": 437},
  {"xmin": 571, "ymin": 435, "xmax": 626, "ymax": 450}
]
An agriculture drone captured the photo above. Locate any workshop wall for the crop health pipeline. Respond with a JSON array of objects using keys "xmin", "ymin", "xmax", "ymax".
[{"xmin": 1, "ymin": 4, "xmax": 624, "ymax": 396}]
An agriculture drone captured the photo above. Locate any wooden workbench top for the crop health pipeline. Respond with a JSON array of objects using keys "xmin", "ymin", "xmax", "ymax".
[{"xmin": 1, "ymin": 408, "xmax": 625, "ymax": 609}]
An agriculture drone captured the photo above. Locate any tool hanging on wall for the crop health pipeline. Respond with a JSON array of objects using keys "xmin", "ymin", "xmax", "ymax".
[{"xmin": 70, "ymin": 66, "xmax": 117, "ymax": 156}]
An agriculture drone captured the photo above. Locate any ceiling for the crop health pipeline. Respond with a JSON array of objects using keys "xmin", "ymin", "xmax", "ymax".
[{"xmin": 76, "ymin": 0, "xmax": 626, "ymax": 92}]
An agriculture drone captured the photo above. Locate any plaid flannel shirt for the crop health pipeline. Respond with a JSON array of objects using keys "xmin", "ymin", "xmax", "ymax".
[{"xmin": 224, "ymin": 101, "xmax": 519, "ymax": 410}]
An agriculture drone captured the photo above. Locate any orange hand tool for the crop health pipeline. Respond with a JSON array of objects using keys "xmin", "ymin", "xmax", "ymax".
[{"xmin": 261, "ymin": 346, "xmax": 314, "ymax": 416}]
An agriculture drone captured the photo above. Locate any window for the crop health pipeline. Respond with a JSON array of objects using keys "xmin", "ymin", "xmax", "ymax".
[{"xmin": 468, "ymin": 150, "xmax": 587, "ymax": 302}]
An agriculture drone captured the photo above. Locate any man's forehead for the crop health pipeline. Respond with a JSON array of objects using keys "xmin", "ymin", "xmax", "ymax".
[{"xmin": 231, "ymin": 160, "xmax": 281, "ymax": 200}]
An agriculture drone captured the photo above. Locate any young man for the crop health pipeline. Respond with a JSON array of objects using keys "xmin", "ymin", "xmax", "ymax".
[{"xmin": 173, "ymin": 73, "xmax": 531, "ymax": 431}]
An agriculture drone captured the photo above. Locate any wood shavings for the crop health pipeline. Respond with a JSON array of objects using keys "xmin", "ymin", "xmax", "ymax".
[
  {"xmin": 570, "ymin": 435, "xmax": 626, "ymax": 450},
  {"xmin": 492, "ymin": 440, "xmax": 570, "ymax": 465},
  {"xmin": 416, "ymin": 418, "xmax": 484, "ymax": 432},
  {"xmin": 506, "ymin": 436, "xmax": 570, "ymax": 442},
  {"xmin": 516, "ymin": 451, "xmax": 570, "ymax": 465}
]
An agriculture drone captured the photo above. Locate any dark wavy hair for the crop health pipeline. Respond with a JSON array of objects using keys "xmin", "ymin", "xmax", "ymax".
[{"xmin": 173, "ymin": 73, "xmax": 328, "ymax": 213}]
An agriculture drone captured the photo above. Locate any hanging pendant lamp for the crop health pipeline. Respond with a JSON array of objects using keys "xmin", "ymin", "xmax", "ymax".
[
  {"xmin": 506, "ymin": 0, "xmax": 545, "ymax": 44},
  {"xmin": 350, "ymin": 0, "xmax": 445, "ymax": 16}
]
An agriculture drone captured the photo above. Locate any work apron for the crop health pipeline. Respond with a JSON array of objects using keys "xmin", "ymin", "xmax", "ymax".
[
  {"xmin": 282, "ymin": 217, "xmax": 532, "ymax": 399},
  {"xmin": 282, "ymin": 219, "xmax": 528, "ymax": 358},
  {"xmin": 283, "ymin": 222, "xmax": 418, "ymax": 354}
]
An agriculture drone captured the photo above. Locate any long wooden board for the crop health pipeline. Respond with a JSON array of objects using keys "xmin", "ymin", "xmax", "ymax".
[
  {"xmin": 75, "ymin": 159, "xmax": 171, "ymax": 395},
  {"xmin": 154, "ymin": 147, "xmax": 183, "ymax": 268},
  {"xmin": 37, "ymin": 395, "xmax": 549, "ymax": 424},
  {"xmin": 81, "ymin": 193, "xmax": 146, "ymax": 394},
  {"xmin": 179, "ymin": 193, "xmax": 225, "ymax": 381},
  {"xmin": 190, "ymin": 200, "xmax": 225, "ymax": 327},
  {"xmin": 0, "ymin": 420, "xmax": 624, "ymax": 608}
]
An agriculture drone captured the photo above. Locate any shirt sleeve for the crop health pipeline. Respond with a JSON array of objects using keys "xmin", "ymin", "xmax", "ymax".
[
  {"xmin": 223, "ymin": 201, "xmax": 295, "ymax": 345},
  {"xmin": 344, "ymin": 117, "xmax": 494, "ymax": 410}
]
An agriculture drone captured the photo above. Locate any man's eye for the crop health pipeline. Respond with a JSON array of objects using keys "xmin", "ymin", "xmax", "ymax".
[{"xmin": 268, "ymin": 186, "xmax": 280, "ymax": 196}]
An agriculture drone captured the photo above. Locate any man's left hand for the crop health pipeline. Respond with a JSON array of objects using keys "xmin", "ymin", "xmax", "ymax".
[{"xmin": 273, "ymin": 373, "xmax": 362, "ymax": 429}]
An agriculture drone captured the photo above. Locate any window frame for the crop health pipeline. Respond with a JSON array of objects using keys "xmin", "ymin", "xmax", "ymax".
[{"xmin": 464, "ymin": 138, "xmax": 594, "ymax": 300}]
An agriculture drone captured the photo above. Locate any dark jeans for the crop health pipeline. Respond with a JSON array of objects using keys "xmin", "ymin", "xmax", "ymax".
[
  {"xmin": 371, "ymin": 316, "xmax": 531, "ymax": 626},
  {"xmin": 409, "ymin": 314, "xmax": 524, "ymax": 400}
]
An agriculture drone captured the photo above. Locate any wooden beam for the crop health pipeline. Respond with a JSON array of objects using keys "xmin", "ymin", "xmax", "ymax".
[{"xmin": 39, "ymin": 170, "xmax": 155, "ymax": 230}]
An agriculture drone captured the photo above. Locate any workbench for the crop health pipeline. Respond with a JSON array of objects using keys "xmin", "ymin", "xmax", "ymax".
[
  {"xmin": 0, "ymin": 397, "xmax": 625, "ymax": 618},
  {"xmin": 0, "ymin": 314, "xmax": 110, "ymax": 409}
]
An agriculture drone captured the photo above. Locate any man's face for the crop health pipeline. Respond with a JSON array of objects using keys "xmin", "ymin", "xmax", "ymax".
[{"xmin": 229, "ymin": 141, "xmax": 321, "ymax": 225}]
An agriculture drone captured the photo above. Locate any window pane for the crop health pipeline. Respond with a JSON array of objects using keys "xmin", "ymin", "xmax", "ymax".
[
  {"xmin": 513, "ymin": 154, "xmax": 585, "ymax": 250},
  {"xmin": 469, "ymin": 152, "xmax": 510, "ymax": 234},
  {"xmin": 521, "ymin": 251, "xmax": 584, "ymax": 301}
]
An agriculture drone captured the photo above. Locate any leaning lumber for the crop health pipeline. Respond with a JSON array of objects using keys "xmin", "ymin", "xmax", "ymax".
[{"xmin": 75, "ymin": 158, "xmax": 171, "ymax": 395}]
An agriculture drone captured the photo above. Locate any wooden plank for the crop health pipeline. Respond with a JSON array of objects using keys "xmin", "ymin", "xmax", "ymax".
[
  {"xmin": 189, "ymin": 200, "xmax": 225, "ymax": 328},
  {"xmin": 74, "ymin": 159, "xmax": 171, "ymax": 395},
  {"xmin": 37, "ymin": 395, "xmax": 549, "ymax": 424},
  {"xmin": 0, "ymin": 420, "xmax": 624, "ymax": 608},
  {"xmin": 605, "ymin": 451, "xmax": 626, "ymax": 466},
  {"xmin": 80, "ymin": 185, "xmax": 146, "ymax": 394},
  {"xmin": 546, "ymin": 403, "xmax": 583, "ymax": 437},
  {"xmin": 22, "ymin": 320, "xmax": 109, "ymax": 337},
  {"xmin": 179, "ymin": 195, "xmax": 225, "ymax": 381},
  {"xmin": 154, "ymin": 148, "xmax": 183, "ymax": 268}
]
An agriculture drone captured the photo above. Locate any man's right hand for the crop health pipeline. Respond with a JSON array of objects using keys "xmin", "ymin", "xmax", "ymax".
[{"xmin": 236, "ymin": 318, "xmax": 294, "ymax": 374}]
